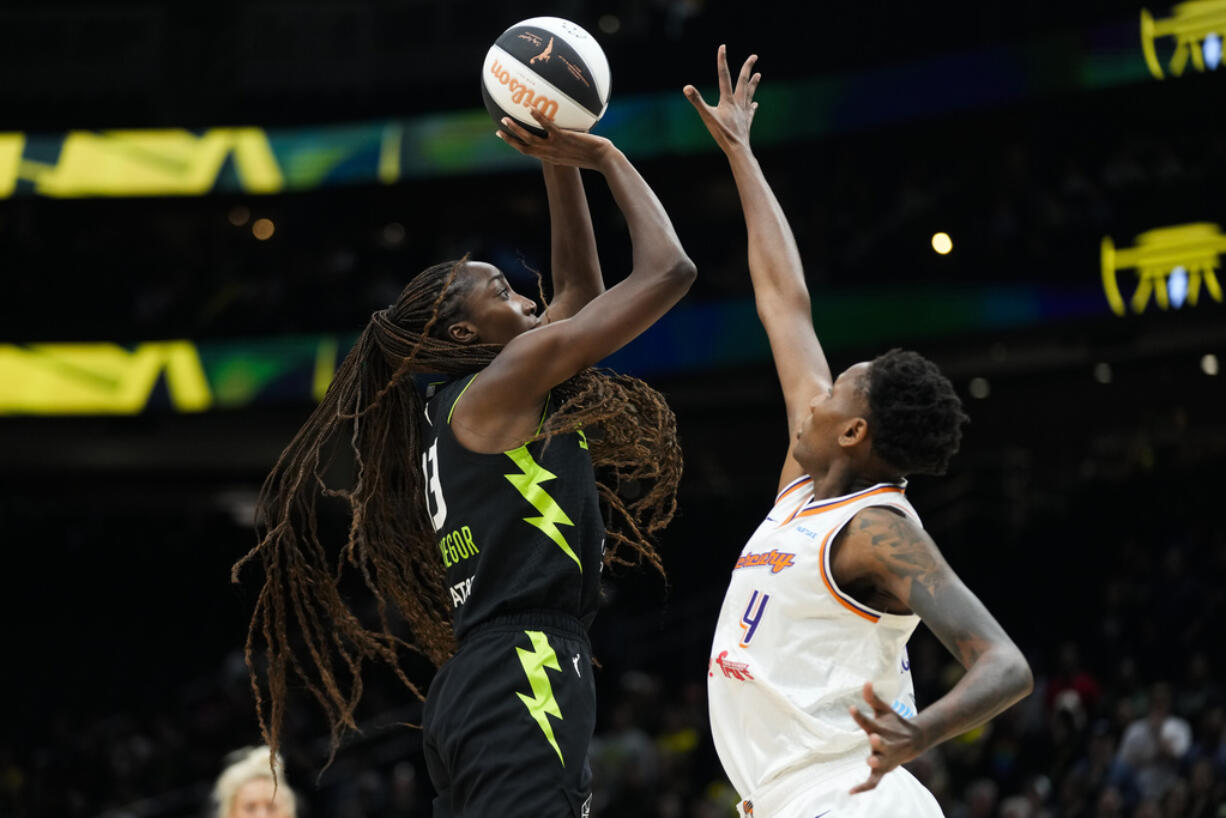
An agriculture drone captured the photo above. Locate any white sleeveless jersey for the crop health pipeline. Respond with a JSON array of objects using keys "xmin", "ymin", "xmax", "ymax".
[{"xmin": 708, "ymin": 476, "xmax": 922, "ymax": 800}]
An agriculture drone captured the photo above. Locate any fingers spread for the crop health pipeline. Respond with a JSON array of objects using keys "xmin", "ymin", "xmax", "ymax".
[
  {"xmin": 528, "ymin": 108, "xmax": 561, "ymax": 134},
  {"xmin": 863, "ymin": 682, "xmax": 891, "ymax": 714},
  {"xmin": 849, "ymin": 705, "xmax": 878, "ymax": 734},
  {"xmin": 849, "ymin": 772, "xmax": 882, "ymax": 795},
  {"xmin": 717, "ymin": 44, "xmax": 733, "ymax": 97},
  {"xmin": 496, "ymin": 131, "xmax": 527, "ymax": 153},
  {"xmin": 500, "ymin": 117, "xmax": 550, "ymax": 154},
  {"xmin": 746, "ymin": 72, "xmax": 762, "ymax": 105},
  {"xmin": 736, "ymin": 54, "xmax": 758, "ymax": 97},
  {"xmin": 683, "ymin": 86, "xmax": 716, "ymax": 124},
  {"xmin": 500, "ymin": 116, "xmax": 527, "ymax": 136}
]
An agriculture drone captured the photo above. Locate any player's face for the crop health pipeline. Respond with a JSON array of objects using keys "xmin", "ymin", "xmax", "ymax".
[
  {"xmin": 453, "ymin": 262, "xmax": 540, "ymax": 345},
  {"xmin": 228, "ymin": 778, "xmax": 293, "ymax": 818},
  {"xmin": 794, "ymin": 362, "xmax": 871, "ymax": 467}
]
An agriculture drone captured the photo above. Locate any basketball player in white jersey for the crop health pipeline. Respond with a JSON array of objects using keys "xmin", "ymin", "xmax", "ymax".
[{"xmin": 684, "ymin": 47, "xmax": 1034, "ymax": 817}]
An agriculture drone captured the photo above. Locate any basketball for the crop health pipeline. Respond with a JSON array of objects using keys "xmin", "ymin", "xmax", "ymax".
[{"xmin": 481, "ymin": 16, "xmax": 611, "ymax": 134}]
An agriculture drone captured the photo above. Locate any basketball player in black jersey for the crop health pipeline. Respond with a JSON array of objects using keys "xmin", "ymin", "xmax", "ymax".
[{"xmin": 234, "ymin": 108, "xmax": 695, "ymax": 817}]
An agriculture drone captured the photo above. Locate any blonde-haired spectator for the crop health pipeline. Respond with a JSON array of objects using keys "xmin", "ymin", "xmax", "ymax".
[{"xmin": 210, "ymin": 746, "xmax": 297, "ymax": 818}]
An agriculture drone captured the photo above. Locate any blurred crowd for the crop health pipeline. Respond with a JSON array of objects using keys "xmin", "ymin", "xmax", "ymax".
[{"xmin": 2, "ymin": 448, "xmax": 1222, "ymax": 818}]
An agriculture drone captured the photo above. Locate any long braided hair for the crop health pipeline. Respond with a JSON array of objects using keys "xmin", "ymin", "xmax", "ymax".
[{"xmin": 231, "ymin": 258, "xmax": 684, "ymax": 764}]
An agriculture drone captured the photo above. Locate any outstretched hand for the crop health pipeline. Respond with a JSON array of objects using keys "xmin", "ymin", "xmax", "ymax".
[
  {"xmin": 848, "ymin": 682, "xmax": 925, "ymax": 794},
  {"xmin": 496, "ymin": 109, "xmax": 615, "ymax": 171},
  {"xmin": 682, "ymin": 44, "xmax": 761, "ymax": 152}
]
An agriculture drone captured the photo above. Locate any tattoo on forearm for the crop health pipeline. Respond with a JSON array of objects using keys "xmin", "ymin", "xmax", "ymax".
[{"xmin": 947, "ymin": 627, "xmax": 987, "ymax": 666}]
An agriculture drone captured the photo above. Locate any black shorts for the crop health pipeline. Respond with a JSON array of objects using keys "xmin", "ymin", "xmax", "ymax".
[{"xmin": 422, "ymin": 614, "xmax": 596, "ymax": 818}]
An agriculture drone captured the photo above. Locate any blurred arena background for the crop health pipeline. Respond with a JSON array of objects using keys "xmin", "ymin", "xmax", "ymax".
[{"xmin": 1, "ymin": 1, "xmax": 1224, "ymax": 816}]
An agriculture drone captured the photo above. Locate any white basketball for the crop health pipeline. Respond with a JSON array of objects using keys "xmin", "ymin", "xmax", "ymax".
[{"xmin": 481, "ymin": 17, "xmax": 611, "ymax": 133}]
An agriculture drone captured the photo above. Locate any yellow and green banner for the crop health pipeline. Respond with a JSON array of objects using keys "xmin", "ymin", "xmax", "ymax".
[
  {"xmin": 0, "ymin": 17, "xmax": 1169, "ymax": 199},
  {"xmin": 0, "ymin": 283, "xmax": 1112, "ymax": 416},
  {"xmin": 0, "ymin": 335, "xmax": 342, "ymax": 415}
]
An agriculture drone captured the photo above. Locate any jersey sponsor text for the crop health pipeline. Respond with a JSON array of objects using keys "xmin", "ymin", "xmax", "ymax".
[{"xmin": 734, "ymin": 549, "xmax": 796, "ymax": 573}]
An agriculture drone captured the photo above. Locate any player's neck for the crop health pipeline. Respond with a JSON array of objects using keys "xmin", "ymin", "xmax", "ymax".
[
  {"xmin": 805, "ymin": 464, "xmax": 865, "ymax": 500},
  {"xmin": 804, "ymin": 460, "xmax": 901, "ymax": 501}
]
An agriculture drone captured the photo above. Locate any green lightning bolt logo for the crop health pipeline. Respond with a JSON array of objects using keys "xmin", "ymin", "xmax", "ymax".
[
  {"xmin": 516, "ymin": 630, "xmax": 566, "ymax": 766},
  {"xmin": 504, "ymin": 446, "xmax": 580, "ymax": 569}
]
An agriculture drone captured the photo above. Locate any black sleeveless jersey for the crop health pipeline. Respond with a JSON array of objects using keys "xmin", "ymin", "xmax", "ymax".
[{"xmin": 422, "ymin": 374, "xmax": 605, "ymax": 641}]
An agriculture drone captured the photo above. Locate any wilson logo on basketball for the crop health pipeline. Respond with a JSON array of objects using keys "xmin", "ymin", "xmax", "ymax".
[{"xmin": 488, "ymin": 59, "xmax": 560, "ymax": 121}]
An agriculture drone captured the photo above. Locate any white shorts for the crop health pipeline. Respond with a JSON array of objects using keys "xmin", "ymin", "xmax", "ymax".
[{"xmin": 735, "ymin": 759, "xmax": 944, "ymax": 818}]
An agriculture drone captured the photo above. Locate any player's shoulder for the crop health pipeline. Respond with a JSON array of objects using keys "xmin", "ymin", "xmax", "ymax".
[
  {"xmin": 841, "ymin": 504, "xmax": 934, "ymax": 551},
  {"xmin": 835, "ymin": 504, "xmax": 947, "ymax": 595},
  {"xmin": 419, "ymin": 374, "xmax": 470, "ymax": 425}
]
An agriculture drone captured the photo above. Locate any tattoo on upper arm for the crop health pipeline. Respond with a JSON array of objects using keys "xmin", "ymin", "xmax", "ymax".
[
  {"xmin": 857, "ymin": 509, "xmax": 990, "ymax": 668},
  {"xmin": 857, "ymin": 510, "xmax": 942, "ymax": 591}
]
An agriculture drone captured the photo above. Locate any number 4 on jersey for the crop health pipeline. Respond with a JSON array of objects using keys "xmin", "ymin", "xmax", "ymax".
[{"xmin": 739, "ymin": 590, "xmax": 769, "ymax": 647}]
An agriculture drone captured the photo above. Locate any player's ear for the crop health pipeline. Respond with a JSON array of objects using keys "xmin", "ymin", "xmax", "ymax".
[
  {"xmin": 448, "ymin": 321, "xmax": 479, "ymax": 344},
  {"xmin": 839, "ymin": 417, "xmax": 868, "ymax": 447}
]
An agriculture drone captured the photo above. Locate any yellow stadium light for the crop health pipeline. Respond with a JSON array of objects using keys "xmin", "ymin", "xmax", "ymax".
[
  {"xmin": 1101, "ymin": 223, "xmax": 1226, "ymax": 315},
  {"xmin": 252, "ymin": 218, "xmax": 275, "ymax": 240},
  {"xmin": 1141, "ymin": 1, "xmax": 1226, "ymax": 79},
  {"xmin": 931, "ymin": 232, "xmax": 953, "ymax": 255}
]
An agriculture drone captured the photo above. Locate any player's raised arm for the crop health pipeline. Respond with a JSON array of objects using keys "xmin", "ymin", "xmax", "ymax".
[
  {"xmin": 840, "ymin": 507, "xmax": 1034, "ymax": 794},
  {"xmin": 495, "ymin": 112, "xmax": 694, "ymax": 373},
  {"xmin": 451, "ymin": 111, "xmax": 694, "ymax": 446},
  {"xmin": 685, "ymin": 45, "xmax": 832, "ymax": 491},
  {"xmin": 539, "ymin": 162, "xmax": 604, "ymax": 323}
]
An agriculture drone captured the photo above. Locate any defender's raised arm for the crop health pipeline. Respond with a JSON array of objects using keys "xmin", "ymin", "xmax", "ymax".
[{"xmin": 685, "ymin": 45, "xmax": 831, "ymax": 491}]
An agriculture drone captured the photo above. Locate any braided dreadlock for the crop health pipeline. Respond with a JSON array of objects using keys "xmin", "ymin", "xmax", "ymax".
[{"xmin": 231, "ymin": 258, "xmax": 683, "ymax": 765}]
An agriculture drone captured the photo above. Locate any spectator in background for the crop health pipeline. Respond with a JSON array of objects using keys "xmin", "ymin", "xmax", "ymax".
[
  {"xmin": 951, "ymin": 777, "xmax": 999, "ymax": 818},
  {"xmin": 1184, "ymin": 757, "xmax": 1223, "ymax": 818},
  {"xmin": 1093, "ymin": 785, "xmax": 1126, "ymax": 818},
  {"xmin": 590, "ymin": 698, "xmax": 660, "ymax": 817},
  {"xmin": 1176, "ymin": 652, "xmax": 1221, "ymax": 721},
  {"xmin": 1115, "ymin": 682, "xmax": 1191, "ymax": 803},
  {"xmin": 210, "ymin": 746, "xmax": 296, "ymax": 818},
  {"xmin": 1047, "ymin": 641, "xmax": 1102, "ymax": 719}
]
